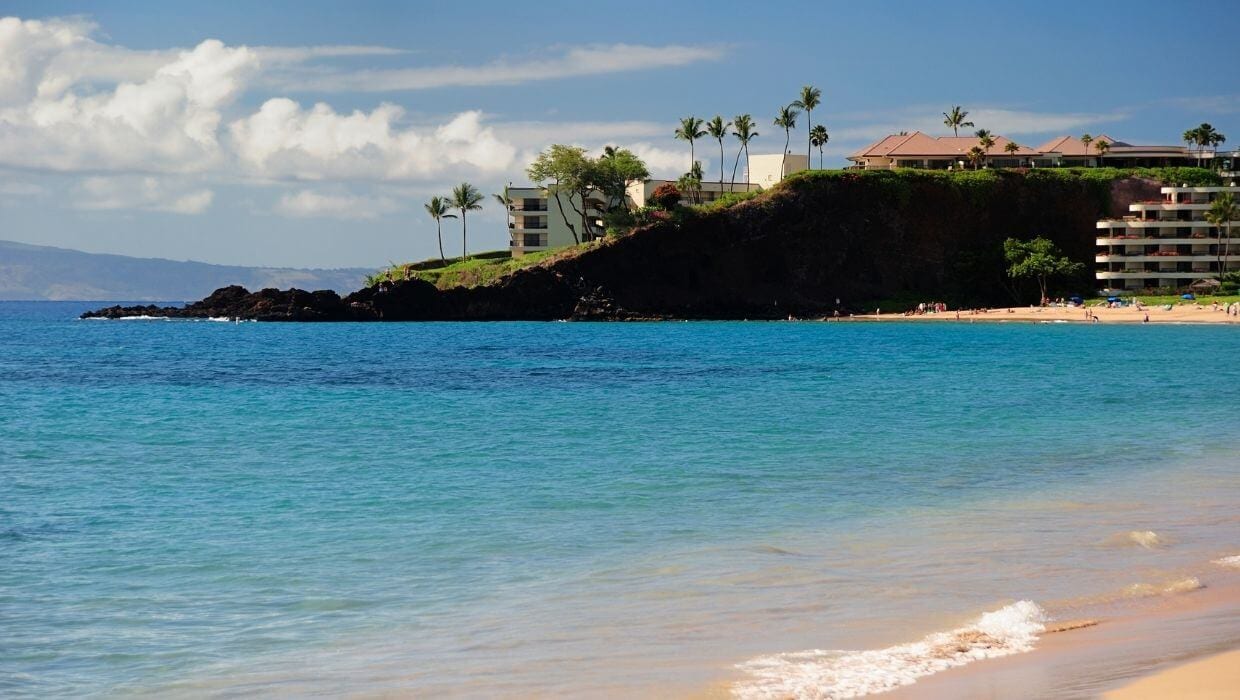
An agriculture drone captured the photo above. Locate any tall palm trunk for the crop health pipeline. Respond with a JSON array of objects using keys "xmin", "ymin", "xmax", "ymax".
[
  {"xmin": 745, "ymin": 145, "xmax": 751, "ymax": 192},
  {"xmin": 731, "ymin": 147, "xmax": 743, "ymax": 193},
  {"xmin": 782, "ymin": 128, "xmax": 791, "ymax": 177},
  {"xmin": 460, "ymin": 212, "xmax": 467, "ymax": 262},
  {"xmin": 805, "ymin": 109, "xmax": 812, "ymax": 169},
  {"xmin": 717, "ymin": 138, "xmax": 725, "ymax": 194},
  {"xmin": 436, "ymin": 220, "xmax": 445, "ymax": 262}
]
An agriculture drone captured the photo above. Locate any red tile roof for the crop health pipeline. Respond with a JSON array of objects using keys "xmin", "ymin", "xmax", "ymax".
[
  {"xmin": 1033, "ymin": 134, "xmax": 1126, "ymax": 156},
  {"xmin": 849, "ymin": 131, "xmax": 1040, "ymax": 160}
]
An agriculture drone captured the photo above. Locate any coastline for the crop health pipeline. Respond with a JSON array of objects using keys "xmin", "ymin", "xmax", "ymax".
[
  {"xmin": 881, "ymin": 570, "xmax": 1240, "ymax": 699},
  {"xmin": 850, "ymin": 304, "xmax": 1240, "ymax": 325}
]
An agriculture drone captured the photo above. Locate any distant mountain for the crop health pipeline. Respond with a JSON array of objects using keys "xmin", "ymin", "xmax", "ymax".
[{"xmin": 0, "ymin": 240, "xmax": 371, "ymax": 301}]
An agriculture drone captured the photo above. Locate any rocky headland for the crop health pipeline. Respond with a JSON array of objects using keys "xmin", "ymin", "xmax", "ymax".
[{"xmin": 82, "ymin": 168, "xmax": 1213, "ymax": 322}]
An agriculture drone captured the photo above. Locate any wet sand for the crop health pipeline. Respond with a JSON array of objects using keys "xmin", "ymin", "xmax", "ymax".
[
  {"xmin": 883, "ymin": 577, "xmax": 1240, "ymax": 699},
  {"xmin": 851, "ymin": 304, "xmax": 1240, "ymax": 324}
]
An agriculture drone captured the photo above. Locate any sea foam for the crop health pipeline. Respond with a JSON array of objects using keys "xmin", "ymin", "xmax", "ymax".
[
  {"xmin": 1212, "ymin": 555, "xmax": 1240, "ymax": 569},
  {"xmin": 732, "ymin": 601, "xmax": 1046, "ymax": 699}
]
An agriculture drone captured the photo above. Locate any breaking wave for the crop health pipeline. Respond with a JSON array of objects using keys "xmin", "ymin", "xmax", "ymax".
[
  {"xmin": 1123, "ymin": 577, "xmax": 1204, "ymax": 598},
  {"xmin": 1213, "ymin": 555, "xmax": 1240, "ymax": 569},
  {"xmin": 732, "ymin": 601, "xmax": 1046, "ymax": 699},
  {"xmin": 1107, "ymin": 530, "xmax": 1169, "ymax": 549}
]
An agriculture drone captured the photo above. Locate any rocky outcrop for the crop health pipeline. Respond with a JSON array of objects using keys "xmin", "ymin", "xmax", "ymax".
[{"xmin": 82, "ymin": 170, "xmax": 1182, "ymax": 322}]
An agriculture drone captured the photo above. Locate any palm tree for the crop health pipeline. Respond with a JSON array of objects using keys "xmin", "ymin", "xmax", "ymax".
[
  {"xmin": 1080, "ymin": 134, "xmax": 1094, "ymax": 166},
  {"xmin": 943, "ymin": 105, "xmax": 974, "ymax": 137},
  {"xmin": 792, "ymin": 85, "xmax": 822, "ymax": 168},
  {"xmin": 674, "ymin": 116, "xmax": 707, "ymax": 173},
  {"xmin": 706, "ymin": 115, "xmax": 731, "ymax": 194},
  {"xmin": 1094, "ymin": 138, "xmax": 1111, "ymax": 164},
  {"xmin": 450, "ymin": 182, "xmax": 483, "ymax": 262},
  {"xmin": 1003, "ymin": 140, "xmax": 1021, "ymax": 167},
  {"xmin": 809, "ymin": 124, "xmax": 829, "ymax": 169},
  {"xmin": 975, "ymin": 129, "xmax": 995, "ymax": 167},
  {"xmin": 424, "ymin": 196, "xmax": 456, "ymax": 263},
  {"xmin": 966, "ymin": 146, "xmax": 985, "ymax": 170},
  {"xmin": 730, "ymin": 114, "xmax": 757, "ymax": 192},
  {"xmin": 1206, "ymin": 192, "xmax": 1238, "ymax": 279},
  {"xmin": 1187, "ymin": 123, "xmax": 1226, "ymax": 168},
  {"xmin": 774, "ymin": 104, "xmax": 801, "ymax": 178}
]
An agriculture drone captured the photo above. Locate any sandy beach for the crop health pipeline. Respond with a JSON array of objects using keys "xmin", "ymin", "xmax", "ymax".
[
  {"xmin": 1104, "ymin": 649, "xmax": 1240, "ymax": 699},
  {"xmin": 852, "ymin": 303, "xmax": 1240, "ymax": 325}
]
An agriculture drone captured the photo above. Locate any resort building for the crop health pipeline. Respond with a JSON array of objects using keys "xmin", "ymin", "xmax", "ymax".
[
  {"xmin": 506, "ymin": 154, "xmax": 809, "ymax": 255},
  {"xmin": 849, "ymin": 132, "xmax": 1210, "ymax": 170},
  {"xmin": 505, "ymin": 186, "xmax": 608, "ymax": 256},
  {"xmin": 625, "ymin": 154, "xmax": 809, "ymax": 208},
  {"xmin": 1096, "ymin": 183, "xmax": 1240, "ymax": 292},
  {"xmin": 847, "ymin": 131, "xmax": 1038, "ymax": 169}
]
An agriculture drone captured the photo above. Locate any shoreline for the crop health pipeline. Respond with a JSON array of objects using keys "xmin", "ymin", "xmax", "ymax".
[
  {"xmin": 881, "ymin": 569, "xmax": 1240, "ymax": 699},
  {"xmin": 849, "ymin": 303, "xmax": 1240, "ymax": 325}
]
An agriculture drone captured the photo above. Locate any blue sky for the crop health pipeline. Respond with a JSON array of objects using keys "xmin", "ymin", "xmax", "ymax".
[{"xmin": 1, "ymin": 0, "xmax": 1237, "ymax": 268}]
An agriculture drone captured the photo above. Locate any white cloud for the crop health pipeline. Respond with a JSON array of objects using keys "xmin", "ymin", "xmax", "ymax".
[
  {"xmin": 274, "ymin": 43, "xmax": 724, "ymax": 92},
  {"xmin": 74, "ymin": 176, "xmax": 214, "ymax": 214},
  {"xmin": 229, "ymin": 102, "xmax": 516, "ymax": 180},
  {"xmin": 0, "ymin": 31, "xmax": 257, "ymax": 173},
  {"xmin": 275, "ymin": 189, "xmax": 397, "ymax": 219}
]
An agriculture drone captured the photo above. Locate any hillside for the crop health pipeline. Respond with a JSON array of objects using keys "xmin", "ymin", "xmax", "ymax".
[
  {"xmin": 83, "ymin": 167, "xmax": 1222, "ymax": 320},
  {"xmin": 0, "ymin": 240, "xmax": 369, "ymax": 301}
]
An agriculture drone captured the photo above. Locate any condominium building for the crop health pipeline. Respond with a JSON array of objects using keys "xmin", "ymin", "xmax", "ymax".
[
  {"xmin": 506, "ymin": 154, "xmax": 809, "ymax": 255},
  {"xmin": 1096, "ymin": 184, "xmax": 1240, "ymax": 292},
  {"xmin": 849, "ymin": 132, "xmax": 1211, "ymax": 170},
  {"xmin": 505, "ymin": 186, "xmax": 609, "ymax": 256}
]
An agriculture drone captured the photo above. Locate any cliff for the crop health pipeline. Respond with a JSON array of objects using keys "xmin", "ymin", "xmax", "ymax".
[{"xmin": 82, "ymin": 168, "xmax": 1218, "ymax": 321}]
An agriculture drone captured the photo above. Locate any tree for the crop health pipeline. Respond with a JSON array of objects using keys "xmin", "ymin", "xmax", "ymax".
[
  {"xmin": 674, "ymin": 116, "xmax": 707, "ymax": 173},
  {"xmin": 809, "ymin": 124, "xmax": 829, "ymax": 169},
  {"xmin": 1004, "ymin": 236, "xmax": 1086, "ymax": 305},
  {"xmin": 1206, "ymin": 192, "xmax": 1238, "ymax": 279},
  {"xmin": 792, "ymin": 85, "xmax": 822, "ymax": 169},
  {"xmin": 975, "ymin": 129, "xmax": 995, "ymax": 167},
  {"xmin": 450, "ymin": 183, "xmax": 483, "ymax": 262},
  {"xmin": 1080, "ymin": 134, "xmax": 1094, "ymax": 166},
  {"xmin": 650, "ymin": 182, "xmax": 681, "ymax": 210},
  {"xmin": 966, "ymin": 146, "xmax": 986, "ymax": 170},
  {"xmin": 731, "ymin": 114, "xmax": 758, "ymax": 192},
  {"xmin": 595, "ymin": 146, "xmax": 649, "ymax": 213},
  {"xmin": 527, "ymin": 144, "xmax": 593, "ymax": 244},
  {"xmin": 773, "ymin": 104, "xmax": 801, "ymax": 178},
  {"xmin": 1186, "ymin": 123, "xmax": 1226, "ymax": 168},
  {"xmin": 1094, "ymin": 138, "xmax": 1111, "ymax": 163},
  {"xmin": 424, "ymin": 195, "xmax": 456, "ymax": 263},
  {"xmin": 943, "ymin": 105, "xmax": 974, "ymax": 137},
  {"xmin": 1004, "ymin": 140, "xmax": 1022, "ymax": 163},
  {"xmin": 705, "ymin": 116, "xmax": 731, "ymax": 194},
  {"xmin": 677, "ymin": 161, "xmax": 704, "ymax": 205}
]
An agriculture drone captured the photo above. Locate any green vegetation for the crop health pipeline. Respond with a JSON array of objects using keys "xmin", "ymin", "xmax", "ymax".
[
  {"xmin": 773, "ymin": 104, "xmax": 800, "ymax": 174},
  {"xmin": 706, "ymin": 116, "xmax": 730, "ymax": 192},
  {"xmin": 366, "ymin": 246, "xmax": 578, "ymax": 290},
  {"xmin": 810, "ymin": 124, "xmax": 829, "ymax": 169},
  {"xmin": 450, "ymin": 182, "xmax": 484, "ymax": 262},
  {"xmin": 730, "ymin": 114, "xmax": 758, "ymax": 193},
  {"xmin": 674, "ymin": 116, "xmax": 707, "ymax": 171},
  {"xmin": 1206, "ymin": 192, "xmax": 1237, "ymax": 278},
  {"xmin": 942, "ymin": 105, "xmax": 974, "ymax": 137},
  {"xmin": 792, "ymin": 85, "xmax": 821, "ymax": 168},
  {"xmin": 423, "ymin": 195, "xmax": 455, "ymax": 263},
  {"xmin": 1004, "ymin": 237, "xmax": 1086, "ymax": 304},
  {"xmin": 526, "ymin": 144, "xmax": 647, "ymax": 243},
  {"xmin": 1183, "ymin": 123, "xmax": 1227, "ymax": 167}
]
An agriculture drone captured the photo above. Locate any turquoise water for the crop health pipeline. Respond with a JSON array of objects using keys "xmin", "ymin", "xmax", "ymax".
[{"xmin": 3, "ymin": 302, "xmax": 1239, "ymax": 697}]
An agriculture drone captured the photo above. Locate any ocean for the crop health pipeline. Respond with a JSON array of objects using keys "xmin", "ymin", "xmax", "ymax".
[{"xmin": 3, "ymin": 301, "xmax": 1239, "ymax": 697}]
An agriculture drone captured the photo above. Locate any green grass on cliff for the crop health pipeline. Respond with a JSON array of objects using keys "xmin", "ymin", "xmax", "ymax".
[
  {"xmin": 693, "ymin": 166, "xmax": 1222, "ymax": 214},
  {"xmin": 367, "ymin": 246, "xmax": 578, "ymax": 290}
]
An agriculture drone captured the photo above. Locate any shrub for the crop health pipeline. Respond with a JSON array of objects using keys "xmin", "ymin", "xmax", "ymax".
[{"xmin": 651, "ymin": 182, "xmax": 681, "ymax": 210}]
